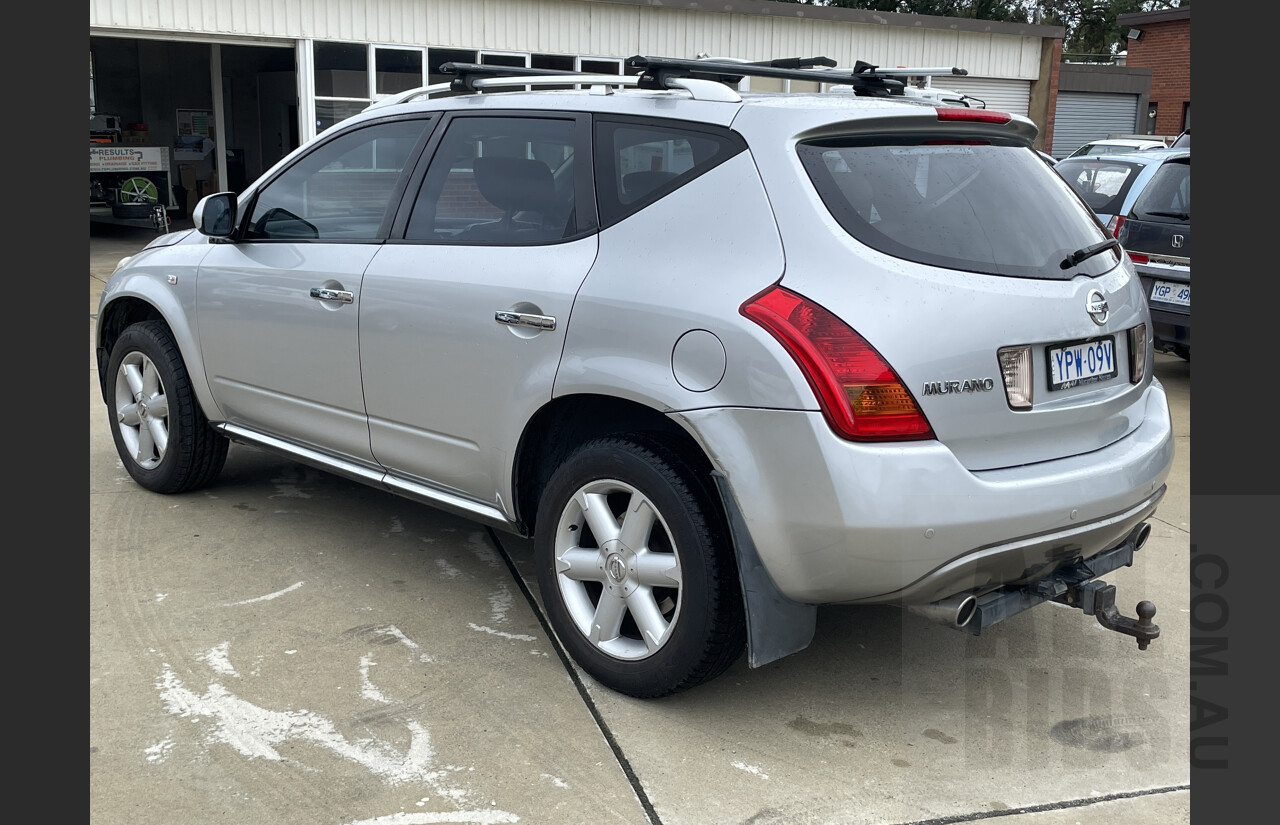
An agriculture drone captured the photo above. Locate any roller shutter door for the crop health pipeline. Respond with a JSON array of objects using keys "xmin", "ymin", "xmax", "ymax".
[
  {"xmin": 940, "ymin": 77, "xmax": 1030, "ymax": 117},
  {"xmin": 1051, "ymin": 92, "xmax": 1140, "ymax": 158}
]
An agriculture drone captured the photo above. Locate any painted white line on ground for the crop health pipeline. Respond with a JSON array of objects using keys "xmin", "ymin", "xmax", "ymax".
[
  {"xmin": 373, "ymin": 625, "xmax": 420, "ymax": 649},
  {"xmin": 224, "ymin": 581, "xmax": 304, "ymax": 606},
  {"xmin": 360, "ymin": 654, "xmax": 391, "ymax": 704},
  {"xmin": 155, "ymin": 664, "xmax": 439, "ymax": 783},
  {"xmin": 467, "ymin": 623, "xmax": 535, "ymax": 642},
  {"xmin": 201, "ymin": 642, "xmax": 238, "ymax": 677},
  {"xmin": 341, "ymin": 811, "xmax": 519, "ymax": 824},
  {"xmin": 731, "ymin": 760, "xmax": 769, "ymax": 780}
]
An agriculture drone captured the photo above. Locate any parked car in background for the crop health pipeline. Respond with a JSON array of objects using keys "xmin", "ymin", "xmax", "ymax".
[
  {"xmin": 1054, "ymin": 149, "xmax": 1186, "ymax": 236},
  {"xmin": 1170, "ymin": 128, "xmax": 1189, "ymax": 149},
  {"xmin": 1117, "ymin": 153, "xmax": 1191, "ymax": 360},
  {"xmin": 94, "ymin": 56, "xmax": 1174, "ymax": 698},
  {"xmin": 1065, "ymin": 138, "xmax": 1168, "ymax": 159}
]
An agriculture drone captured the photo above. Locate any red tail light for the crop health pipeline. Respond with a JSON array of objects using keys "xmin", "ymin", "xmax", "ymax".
[
  {"xmin": 1128, "ymin": 251, "xmax": 1149, "ymax": 264},
  {"xmin": 1107, "ymin": 215, "xmax": 1126, "ymax": 237},
  {"xmin": 741, "ymin": 286, "xmax": 934, "ymax": 442},
  {"xmin": 935, "ymin": 108, "xmax": 1012, "ymax": 124}
]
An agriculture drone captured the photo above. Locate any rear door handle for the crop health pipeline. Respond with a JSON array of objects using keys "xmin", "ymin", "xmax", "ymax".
[
  {"xmin": 495, "ymin": 310, "xmax": 556, "ymax": 331},
  {"xmin": 310, "ymin": 287, "xmax": 354, "ymax": 303}
]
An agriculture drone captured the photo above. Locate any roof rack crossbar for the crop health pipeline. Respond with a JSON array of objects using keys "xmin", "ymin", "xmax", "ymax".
[
  {"xmin": 439, "ymin": 62, "xmax": 626, "ymax": 93},
  {"xmin": 626, "ymin": 55, "xmax": 906, "ymax": 97}
]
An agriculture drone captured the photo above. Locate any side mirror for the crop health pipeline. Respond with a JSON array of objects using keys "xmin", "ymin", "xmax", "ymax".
[{"xmin": 193, "ymin": 192, "xmax": 238, "ymax": 238}]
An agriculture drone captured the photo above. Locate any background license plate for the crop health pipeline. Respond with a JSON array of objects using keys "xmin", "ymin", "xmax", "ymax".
[
  {"xmin": 1151, "ymin": 280, "xmax": 1191, "ymax": 307},
  {"xmin": 1047, "ymin": 336, "xmax": 1116, "ymax": 390}
]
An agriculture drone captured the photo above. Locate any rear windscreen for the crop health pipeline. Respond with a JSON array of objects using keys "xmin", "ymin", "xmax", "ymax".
[
  {"xmin": 1130, "ymin": 159, "xmax": 1190, "ymax": 223},
  {"xmin": 799, "ymin": 140, "xmax": 1117, "ymax": 280},
  {"xmin": 1054, "ymin": 158, "xmax": 1146, "ymax": 217}
]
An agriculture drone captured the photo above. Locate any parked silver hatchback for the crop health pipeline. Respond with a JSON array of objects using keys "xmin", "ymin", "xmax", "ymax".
[{"xmin": 96, "ymin": 57, "xmax": 1174, "ymax": 698}]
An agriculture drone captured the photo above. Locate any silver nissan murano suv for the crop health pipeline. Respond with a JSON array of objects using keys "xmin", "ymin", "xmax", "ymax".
[{"xmin": 96, "ymin": 57, "xmax": 1175, "ymax": 697}]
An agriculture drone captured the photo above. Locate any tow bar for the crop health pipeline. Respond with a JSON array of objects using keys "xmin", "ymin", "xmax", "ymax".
[{"xmin": 961, "ymin": 523, "xmax": 1160, "ymax": 650}]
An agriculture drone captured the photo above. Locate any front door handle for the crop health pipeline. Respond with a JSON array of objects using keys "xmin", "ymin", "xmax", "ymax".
[
  {"xmin": 495, "ymin": 310, "xmax": 556, "ymax": 331},
  {"xmin": 310, "ymin": 287, "xmax": 354, "ymax": 303}
]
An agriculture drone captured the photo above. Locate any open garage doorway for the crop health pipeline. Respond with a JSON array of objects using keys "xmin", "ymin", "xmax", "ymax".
[{"xmin": 90, "ymin": 36, "xmax": 298, "ymax": 227}]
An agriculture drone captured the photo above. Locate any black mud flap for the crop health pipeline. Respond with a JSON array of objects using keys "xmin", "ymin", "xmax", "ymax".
[
  {"xmin": 711, "ymin": 471, "xmax": 818, "ymax": 668},
  {"xmin": 962, "ymin": 525, "xmax": 1160, "ymax": 650}
]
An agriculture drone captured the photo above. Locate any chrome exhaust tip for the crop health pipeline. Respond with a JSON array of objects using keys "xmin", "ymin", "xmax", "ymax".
[
  {"xmin": 908, "ymin": 594, "xmax": 978, "ymax": 629},
  {"xmin": 1130, "ymin": 521, "xmax": 1152, "ymax": 551}
]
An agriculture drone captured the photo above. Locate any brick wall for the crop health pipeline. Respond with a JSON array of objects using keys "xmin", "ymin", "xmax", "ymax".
[
  {"xmin": 1044, "ymin": 38, "xmax": 1064, "ymax": 155},
  {"xmin": 1123, "ymin": 20, "xmax": 1191, "ymax": 135}
]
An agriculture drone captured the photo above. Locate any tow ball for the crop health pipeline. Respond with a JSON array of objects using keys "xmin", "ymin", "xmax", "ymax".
[{"xmin": 1057, "ymin": 580, "xmax": 1160, "ymax": 650}]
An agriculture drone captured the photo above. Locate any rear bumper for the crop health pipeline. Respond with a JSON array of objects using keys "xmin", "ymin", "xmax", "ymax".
[{"xmin": 678, "ymin": 381, "xmax": 1174, "ymax": 605}]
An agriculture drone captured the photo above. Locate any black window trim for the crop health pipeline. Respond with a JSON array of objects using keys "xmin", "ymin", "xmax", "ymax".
[
  {"xmin": 592, "ymin": 114, "xmax": 748, "ymax": 230},
  {"xmin": 231, "ymin": 112, "xmax": 440, "ymax": 244},
  {"xmin": 386, "ymin": 109, "xmax": 598, "ymax": 247}
]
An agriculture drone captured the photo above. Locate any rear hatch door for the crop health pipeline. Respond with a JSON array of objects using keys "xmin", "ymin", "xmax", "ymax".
[
  {"xmin": 776, "ymin": 126, "xmax": 1156, "ymax": 471},
  {"xmin": 1118, "ymin": 155, "xmax": 1190, "ymax": 313}
]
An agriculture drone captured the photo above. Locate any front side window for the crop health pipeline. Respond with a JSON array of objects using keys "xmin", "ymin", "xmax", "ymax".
[
  {"xmin": 800, "ymin": 140, "xmax": 1115, "ymax": 280},
  {"xmin": 245, "ymin": 118, "xmax": 431, "ymax": 241},
  {"xmin": 594, "ymin": 119, "xmax": 746, "ymax": 227},
  {"xmin": 405, "ymin": 116, "xmax": 583, "ymax": 244}
]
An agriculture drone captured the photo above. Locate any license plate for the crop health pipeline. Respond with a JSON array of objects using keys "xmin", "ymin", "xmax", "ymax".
[
  {"xmin": 1151, "ymin": 280, "xmax": 1191, "ymax": 307},
  {"xmin": 1047, "ymin": 336, "xmax": 1117, "ymax": 391}
]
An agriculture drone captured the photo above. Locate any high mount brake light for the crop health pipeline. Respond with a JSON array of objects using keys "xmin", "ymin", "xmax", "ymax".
[
  {"xmin": 741, "ymin": 286, "xmax": 934, "ymax": 442},
  {"xmin": 935, "ymin": 108, "xmax": 1012, "ymax": 124}
]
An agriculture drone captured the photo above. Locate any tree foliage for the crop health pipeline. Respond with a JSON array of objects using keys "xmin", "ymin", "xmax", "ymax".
[{"xmin": 778, "ymin": 1, "xmax": 1187, "ymax": 56}]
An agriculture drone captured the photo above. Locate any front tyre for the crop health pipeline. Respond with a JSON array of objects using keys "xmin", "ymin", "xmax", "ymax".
[
  {"xmin": 534, "ymin": 437, "xmax": 745, "ymax": 698},
  {"xmin": 107, "ymin": 320, "xmax": 228, "ymax": 494}
]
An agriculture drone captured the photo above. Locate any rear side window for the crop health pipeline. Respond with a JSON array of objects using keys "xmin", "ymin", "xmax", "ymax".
[
  {"xmin": 800, "ymin": 140, "xmax": 1115, "ymax": 280},
  {"xmin": 1130, "ymin": 159, "xmax": 1190, "ymax": 223},
  {"xmin": 1054, "ymin": 158, "xmax": 1146, "ymax": 217},
  {"xmin": 404, "ymin": 115, "xmax": 585, "ymax": 244},
  {"xmin": 594, "ymin": 118, "xmax": 745, "ymax": 227}
]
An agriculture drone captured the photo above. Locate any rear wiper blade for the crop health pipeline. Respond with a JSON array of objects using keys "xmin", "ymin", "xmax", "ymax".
[
  {"xmin": 1141, "ymin": 209, "xmax": 1190, "ymax": 219},
  {"xmin": 1060, "ymin": 237, "xmax": 1121, "ymax": 270}
]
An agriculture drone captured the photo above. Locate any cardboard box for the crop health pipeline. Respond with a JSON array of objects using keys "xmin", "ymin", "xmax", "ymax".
[{"xmin": 179, "ymin": 166, "xmax": 199, "ymax": 214}]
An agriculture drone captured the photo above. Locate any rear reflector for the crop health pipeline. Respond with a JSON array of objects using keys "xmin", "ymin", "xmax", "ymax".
[
  {"xmin": 997, "ymin": 346, "xmax": 1033, "ymax": 410},
  {"xmin": 935, "ymin": 108, "xmax": 1012, "ymax": 124},
  {"xmin": 1127, "ymin": 251, "xmax": 1149, "ymax": 264},
  {"xmin": 741, "ymin": 286, "xmax": 933, "ymax": 441}
]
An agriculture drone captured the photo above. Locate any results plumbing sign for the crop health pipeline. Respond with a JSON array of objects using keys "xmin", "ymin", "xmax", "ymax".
[{"xmin": 90, "ymin": 146, "xmax": 169, "ymax": 173}]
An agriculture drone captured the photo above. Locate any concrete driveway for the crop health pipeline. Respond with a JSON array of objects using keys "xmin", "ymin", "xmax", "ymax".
[{"xmin": 90, "ymin": 223, "xmax": 1191, "ymax": 825}]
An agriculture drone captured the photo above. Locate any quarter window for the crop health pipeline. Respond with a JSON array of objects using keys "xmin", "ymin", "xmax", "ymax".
[
  {"xmin": 594, "ymin": 119, "xmax": 746, "ymax": 227},
  {"xmin": 245, "ymin": 118, "xmax": 431, "ymax": 241}
]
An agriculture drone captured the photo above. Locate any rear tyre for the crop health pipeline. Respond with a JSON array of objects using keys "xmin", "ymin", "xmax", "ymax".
[
  {"xmin": 107, "ymin": 320, "xmax": 228, "ymax": 494},
  {"xmin": 534, "ymin": 437, "xmax": 746, "ymax": 698}
]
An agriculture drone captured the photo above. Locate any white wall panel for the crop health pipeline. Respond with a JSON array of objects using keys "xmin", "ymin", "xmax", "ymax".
[
  {"xmin": 90, "ymin": 0, "xmax": 1046, "ymax": 82},
  {"xmin": 588, "ymin": 2, "xmax": 642, "ymax": 61},
  {"xmin": 637, "ymin": 9, "xmax": 691, "ymax": 63}
]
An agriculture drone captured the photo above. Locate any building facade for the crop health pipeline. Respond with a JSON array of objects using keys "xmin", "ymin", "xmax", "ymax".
[
  {"xmin": 89, "ymin": 0, "xmax": 1067, "ymax": 203},
  {"xmin": 1117, "ymin": 5, "xmax": 1191, "ymax": 136}
]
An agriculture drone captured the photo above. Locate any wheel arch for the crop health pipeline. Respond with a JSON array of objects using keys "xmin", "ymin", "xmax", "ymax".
[
  {"xmin": 96, "ymin": 287, "xmax": 217, "ymax": 421},
  {"xmin": 512, "ymin": 393, "xmax": 721, "ymax": 537},
  {"xmin": 512, "ymin": 392, "xmax": 820, "ymax": 671}
]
